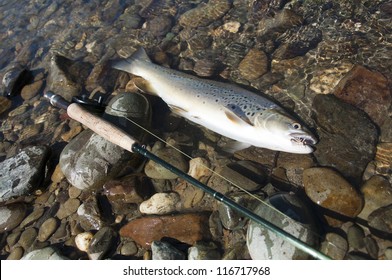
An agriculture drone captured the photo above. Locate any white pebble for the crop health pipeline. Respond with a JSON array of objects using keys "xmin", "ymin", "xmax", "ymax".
[
  {"xmin": 75, "ymin": 232, "xmax": 94, "ymax": 252},
  {"xmin": 139, "ymin": 193, "xmax": 180, "ymax": 215}
]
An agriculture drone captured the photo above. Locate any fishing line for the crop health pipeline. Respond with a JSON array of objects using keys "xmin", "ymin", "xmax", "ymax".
[{"xmin": 122, "ymin": 114, "xmax": 344, "ymax": 257}]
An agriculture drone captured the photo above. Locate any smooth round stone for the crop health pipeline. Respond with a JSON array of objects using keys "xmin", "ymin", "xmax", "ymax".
[
  {"xmin": 303, "ymin": 168, "xmax": 363, "ymax": 218},
  {"xmin": 21, "ymin": 246, "xmax": 68, "ymax": 260},
  {"xmin": 7, "ymin": 246, "xmax": 24, "ymax": 260},
  {"xmin": 139, "ymin": 192, "xmax": 180, "ymax": 215},
  {"xmin": 144, "ymin": 147, "xmax": 188, "ymax": 180},
  {"xmin": 56, "ymin": 198, "xmax": 80, "ymax": 219},
  {"xmin": 347, "ymin": 224, "xmax": 365, "ymax": 250},
  {"xmin": 364, "ymin": 236, "xmax": 379, "ymax": 259},
  {"xmin": 384, "ymin": 247, "xmax": 392, "ymax": 260},
  {"xmin": 0, "ymin": 203, "xmax": 27, "ymax": 233},
  {"xmin": 68, "ymin": 186, "xmax": 82, "ymax": 199},
  {"xmin": 120, "ymin": 240, "xmax": 138, "ymax": 256},
  {"xmin": 18, "ymin": 227, "xmax": 38, "ymax": 250},
  {"xmin": 19, "ymin": 207, "xmax": 44, "ymax": 228},
  {"xmin": 247, "ymin": 192, "xmax": 319, "ymax": 260},
  {"xmin": 38, "ymin": 217, "xmax": 59, "ymax": 242},
  {"xmin": 368, "ymin": 204, "xmax": 392, "ymax": 234},
  {"xmin": 7, "ymin": 231, "xmax": 22, "ymax": 248},
  {"xmin": 151, "ymin": 241, "xmax": 186, "ymax": 260},
  {"xmin": 75, "ymin": 232, "xmax": 94, "ymax": 253},
  {"xmin": 77, "ymin": 198, "xmax": 106, "ymax": 231},
  {"xmin": 320, "ymin": 232, "xmax": 348, "ymax": 260},
  {"xmin": 188, "ymin": 242, "xmax": 220, "ymax": 260},
  {"xmin": 88, "ymin": 227, "xmax": 117, "ymax": 260},
  {"xmin": 358, "ymin": 175, "xmax": 392, "ymax": 220}
]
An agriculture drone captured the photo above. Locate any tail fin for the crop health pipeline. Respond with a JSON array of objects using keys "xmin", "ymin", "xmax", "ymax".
[{"xmin": 111, "ymin": 47, "xmax": 151, "ymax": 75}]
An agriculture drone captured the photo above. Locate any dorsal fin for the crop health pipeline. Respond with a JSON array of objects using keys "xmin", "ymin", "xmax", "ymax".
[{"xmin": 130, "ymin": 47, "xmax": 151, "ymax": 63}]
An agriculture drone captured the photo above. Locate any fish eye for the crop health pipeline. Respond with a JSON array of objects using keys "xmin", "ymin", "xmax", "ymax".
[{"xmin": 292, "ymin": 123, "xmax": 301, "ymax": 130}]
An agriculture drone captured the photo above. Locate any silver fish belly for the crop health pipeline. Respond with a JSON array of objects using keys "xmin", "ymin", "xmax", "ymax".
[{"xmin": 112, "ymin": 48, "xmax": 317, "ymax": 154}]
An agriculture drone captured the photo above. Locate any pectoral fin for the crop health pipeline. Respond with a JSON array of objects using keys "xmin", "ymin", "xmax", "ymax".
[
  {"xmin": 224, "ymin": 106, "xmax": 253, "ymax": 126},
  {"xmin": 168, "ymin": 104, "xmax": 189, "ymax": 115},
  {"xmin": 133, "ymin": 77, "xmax": 158, "ymax": 96}
]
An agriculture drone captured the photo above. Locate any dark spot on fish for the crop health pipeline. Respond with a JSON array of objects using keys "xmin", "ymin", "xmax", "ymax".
[{"xmin": 215, "ymin": 99, "xmax": 218, "ymax": 102}]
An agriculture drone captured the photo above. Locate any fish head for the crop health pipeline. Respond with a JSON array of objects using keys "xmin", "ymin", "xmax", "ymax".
[{"xmin": 254, "ymin": 109, "xmax": 318, "ymax": 154}]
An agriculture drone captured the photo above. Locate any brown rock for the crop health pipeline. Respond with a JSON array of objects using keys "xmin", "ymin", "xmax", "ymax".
[
  {"xmin": 333, "ymin": 65, "xmax": 391, "ymax": 126},
  {"xmin": 239, "ymin": 48, "xmax": 268, "ymax": 80},
  {"xmin": 0, "ymin": 96, "xmax": 12, "ymax": 115},
  {"xmin": 358, "ymin": 175, "xmax": 392, "ymax": 220},
  {"xmin": 303, "ymin": 168, "xmax": 363, "ymax": 218},
  {"xmin": 21, "ymin": 80, "xmax": 43, "ymax": 100},
  {"xmin": 119, "ymin": 213, "xmax": 210, "ymax": 249}
]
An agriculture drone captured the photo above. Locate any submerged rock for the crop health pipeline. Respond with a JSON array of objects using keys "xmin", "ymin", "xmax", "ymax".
[
  {"xmin": 238, "ymin": 48, "xmax": 268, "ymax": 80},
  {"xmin": 358, "ymin": 175, "xmax": 392, "ymax": 221},
  {"xmin": 246, "ymin": 192, "xmax": 319, "ymax": 260},
  {"xmin": 151, "ymin": 241, "xmax": 186, "ymax": 260},
  {"xmin": 368, "ymin": 204, "xmax": 392, "ymax": 235},
  {"xmin": 119, "ymin": 213, "xmax": 210, "ymax": 249},
  {"xmin": 1, "ymin": 63, "xmax": 32, "ymax": 97},
  {"xmin": 320, "ymin": 232, "xmax": 348, "ymax": 260},
  {"xmin": 179, "ymin": 0, "xmax": 232, "ymax": 28},
  {"xmin": 333, "ymin": 65, "xmax": 391, "ymax": 127},
  {"xmin": 0, "ymin": 146, "xmax": 49, "ymax": 202},
  {"xmin": 188, "ymin": 241, "xmax": 221, "ymax": 260},
  {"xmin": 312, "ymin": 94, "xmax": 378, "ymax": 182},
  {"xmin": 21, "ymin": 246, "xmax": 68, "ymax": 260},
  {"xmin": 88, "ymin": 227, "xmax": 117, "ymax": 260},
  {"xmin": 303, "ymin": 168, "xmax": 363, "ymax": 219},
  {"xmin": 60, "ymin": 92, "xmax": 151, "ymax": 190}
]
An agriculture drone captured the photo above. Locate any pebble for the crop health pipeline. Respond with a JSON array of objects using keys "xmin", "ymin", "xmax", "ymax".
[
  {"xmin": 320, "ymin": 232, "xmax": 348, "ymax": 260},
  {"xmin": 51, "ymin": 220, "xmax": 69, "ymax": 243},
  {"xmin": 179, "ymin": 0, "xmax": 232, "ymax": 28},
  {"xmin": 120, "ymin": 240, "xmax": 138, "ymax": 256},
  {"xmin": 247, "ymin": 192, "xmax": 319, "ymax": 259},
  {"xmin": 56, "ymin": 198, "xmax": 80, "ymax": 219},
  {"xmin": 77, "ymin": 197, "xmax": 106, "ymax": 231},
  {"xmin": 174, "ymin": 182, "xmax": 205, "ymax": 209},
  {"xmin": 21, "ymin": 246, "xmax": 68, "ymax": 260},
  {"xmin": 7, "ymin": 231, "xmax": 22, "ymax": 248},
  {"xmin": 68, "ymin": 186, "xmax": 82, "ymax": 199},
  {"xmin": 188, "ymin": 157, "xmax": 211, "ymax": 182},
  {"xmin": 103, "ymin": 175, "xmax": 151, "ymax": 204},
  {"xmin": 88, "ymin": 227, "xmax": 117, "ymax": 260},
  {"xmin": 0, "ymin": 203, "xmax": 27, "ymax": 233},
  {"xmin": 223, "ymin": 21, "xmax": 241, "ymax": 33},
  {"xmin": 21, "ymin": 79, "xmax": 43, "ymax": 100},
  {"xmin": 312, "ymin": 94, "xmax": 378, "ymax": 182},
  {"xmin": 50, "ymin": 164, "xmax": 65, "ymax": 184},
  {"xmin": 368, "ymin": 204, "xmax": 392, "ymax": 234},
  {"xmin": 364, "ymin": 236, "xmax": 379, "ymax": 259},
  {"xmin": 1, "ymin": 63, "xmax": 31, "ymax": 96},
  {"xmin": 7, "ymin": 246, "xmax": 24, "ymax": 260},
  {"xmin": 239, "ymin": 48, "xmax": 268, "ymax": 80},
  {"xmin": 188, "ymin": 242, "xmax": 220, "ymax": 260},
  {"xmin": 144, "ymin": 147, "xmax": 188, "ymax": 179},
  {"xmin": 347, "ymin": 224, "xmax": 365, "ymax": 250},
  {"xmin": 303, "ymin": 168, "xmax": 363, "ymax": 219},
  {"xmin": 18, "ymin": 227, "xmax": 38, "ymax": 250},
  {"xmin": 75, "ymin": 232, "xmax": 94, "ymax": 253},
  {"xmin": 333, "ymin": 65, "xmax": 391, "ymax": 127},
  {"xmin": 139, "ymin": 192, "xmax": 180, "ymax": 215},
  {"xmin": 0, "ymin": 96, "xmax": 12, "ymax": 115},
  {"xmin": 151, "ymin": 241, "xmax": 186, "ymax": 260},
  {"xmin": 19, "ymin": 207, "xmax": 44, "ymax": 228},
  {"xmin": 0, "ymin": 146, "xmax": 50, "ymax": 202},
  {"xmin": 38, "ymin": 217, "xmax": 59, "ymax": 242},
  {"xmin": 218, "ymin": 193, "xmax": 259, "ymax": 230},
  {"xmin": 120, "ymin": 213, "xmax": 210, "ymax": 249},
  {"xmin": 384, "ymin": 247, "xmax": 392, "ymax": 260},
  {"xmin": 257, "ymin": 9, "xmax": 303, "ymax": 38},
  {"xmin": 358, "ymin": 175, "xmax": 392, "ymax": 220}
]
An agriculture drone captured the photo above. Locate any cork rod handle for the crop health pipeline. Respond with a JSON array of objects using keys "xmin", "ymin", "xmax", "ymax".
[{"xmin": 67, "ymin": 103, "xmax": 137, "ymax": 153}]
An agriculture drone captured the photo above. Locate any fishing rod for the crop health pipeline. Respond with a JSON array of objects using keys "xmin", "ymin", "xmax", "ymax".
[{"xmin": 44, "ymin": 91, "xmax": 331, "ymax": 260}]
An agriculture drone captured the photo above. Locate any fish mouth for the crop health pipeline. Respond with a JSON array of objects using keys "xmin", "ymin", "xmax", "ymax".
[{"xmin": 290, "ymin": 133, "xmax": 318, "ymax": 146}]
